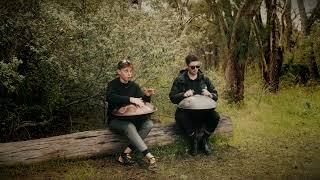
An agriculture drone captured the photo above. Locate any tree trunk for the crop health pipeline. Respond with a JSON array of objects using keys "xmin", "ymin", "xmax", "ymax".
[
  {"xmin": 225, "ymin": 53, "xmax": 239, "ymax": 101},
  {"xmin": 224, "ymin": 0, "xmax": 260, "ymax": 102},
  {"xmin": 202, "ymin": 42, "xmax": 217, "ymax": 70},
  {"xmin": 260, "ymin": 0, "xmax": 284, "ymax": 92},
  {"xmin": 225, "ymin": 40, "xmax": 246, "ymax": 103},
  {"xmin": 253, "ymin": 12, "xmax": 267, "ymax": 83},
  {"xmin": 262, "ymin": 0, "xmax": 272, "ymax": 84},
  {"xmin": 268, "ymin": 0, "xmax": 283, "ymax": 92},
  {"xmin": 284, "ymin": 0, "xmax": 293, "ymax": 50},
  {"xmin": 0, "ymin": 116, "xmax": 232, "ymax": 166},
  {"xmin": 269, "ymin": 47, "xmax": 283, "ymax": 92},
  {"xmin": 297, "ymin": 0, "xmax": 308, "ymax": 36}
]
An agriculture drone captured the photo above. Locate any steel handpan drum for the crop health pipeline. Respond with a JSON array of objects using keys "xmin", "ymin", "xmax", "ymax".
[
  {"xmin": 178, "ymin": 95, "xmax": 217, "ymax": 110},
  {"xmin": 112, "ymin": 102, "xmax": 157, "ymax": 116}
]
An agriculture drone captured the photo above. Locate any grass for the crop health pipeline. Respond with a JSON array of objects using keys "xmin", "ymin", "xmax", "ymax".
[{"xmin": 1, "ymin": 74, "xmax": 320, "ymax": 179}]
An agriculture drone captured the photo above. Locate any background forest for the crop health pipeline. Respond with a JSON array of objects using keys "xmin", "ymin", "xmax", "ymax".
[
  {"xmin": 0, "ymin": 0, "xmax": 320, "ymax": 179},
  {"xmin": 1, "ymin": 0, "xmax": 319, "ymax": 142}
]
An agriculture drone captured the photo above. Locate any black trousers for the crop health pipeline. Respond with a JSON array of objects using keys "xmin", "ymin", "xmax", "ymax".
[{"xmin": 175, "ymin": 108, "xmax": 220, "ymax": 136}]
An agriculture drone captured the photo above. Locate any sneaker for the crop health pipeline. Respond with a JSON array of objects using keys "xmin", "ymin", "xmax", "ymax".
[
  {"xmin": 147, "ymin": 156, "xmax": 156, "ymax": 166},
  {"xmin": 146, "ymin": 156, "xmax": 158, "ymax": 172},
  {"xmin": 117, "ymin": 153, "xmax": 135, "ymax": 165},
  {"xmin": 200, "ymin": 136, "xmax": 212, "ymax": 155}
]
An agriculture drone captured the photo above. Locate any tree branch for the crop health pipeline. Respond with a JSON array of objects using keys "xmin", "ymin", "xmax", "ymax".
[{"xmin": 205, "ymin": 0, "xmax": 230, "ymax": 35}]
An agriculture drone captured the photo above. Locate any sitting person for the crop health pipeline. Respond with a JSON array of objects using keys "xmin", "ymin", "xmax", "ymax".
[
  {"xmin": 106, "ymin": 59, "xmax": 156, "ymax": 166},
  {"xmin": 169, "ymin": 54, "xmax": 220, "ymax": 155}
]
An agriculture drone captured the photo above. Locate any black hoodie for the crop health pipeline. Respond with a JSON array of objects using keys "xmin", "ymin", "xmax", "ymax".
[
  {"xmin": 169, "ymin": 69, "xmax": 218, "ymax": 104},
  {"xmin": 106, "ymin": 77, "xmax": 150, "ymax": 122}
]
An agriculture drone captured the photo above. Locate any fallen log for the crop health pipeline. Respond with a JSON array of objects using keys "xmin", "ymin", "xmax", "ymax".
[{"xmin": 0, "ymin": 115, "xmax": 232, "ymax": 166}]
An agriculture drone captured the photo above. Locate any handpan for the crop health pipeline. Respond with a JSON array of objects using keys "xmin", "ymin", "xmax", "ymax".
[
  {"xmin": 178, "ymin": 95, "xmax": 217, "ymax": 110},
  {"xmin": 112, "ymin": 102, "xmax": 157, "ymax": 116}
]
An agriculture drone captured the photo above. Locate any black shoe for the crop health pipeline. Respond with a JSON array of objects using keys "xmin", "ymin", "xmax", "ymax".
[
  {"xmin": 117, "ymin": 153, "xmax": 135, "ymax": 165},
  {"xmin": 201, "ymin": 134, "xmax": 212, "ymax": 155},
  {"xmin": 189, "ymin": 133, "xmax": 199, "ymax": 156}
]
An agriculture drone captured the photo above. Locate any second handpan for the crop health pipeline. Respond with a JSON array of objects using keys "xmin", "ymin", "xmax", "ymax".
[{"xmin": 177, "ymin": 95, "xmax": 217, "ymax": 110}]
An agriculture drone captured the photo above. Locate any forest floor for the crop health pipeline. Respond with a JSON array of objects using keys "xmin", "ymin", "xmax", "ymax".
[{"xmin": 1, "ymin": 85, "xmax": 320, "ymax": 180}]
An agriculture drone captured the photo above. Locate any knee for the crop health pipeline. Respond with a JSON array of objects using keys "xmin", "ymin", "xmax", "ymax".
[
  {"xmin": 211, "ymin": 111, "xmax": 220, "ymax": 121},
  {"xmin": 144, "ymin": 120, "xmax": 153, "ymax": 130},
  {"xmin": 123, "ymin": 123, "xmax": 136, "ymax": 135},
  {"xmin": 175, "ymin": 111, "xmax": 188, "ymax": 122}
]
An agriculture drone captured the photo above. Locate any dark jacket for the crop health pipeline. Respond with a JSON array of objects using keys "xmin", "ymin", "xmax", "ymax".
[
  {"xmin": 106, "ymin": 78, "xmax": 150, "ymax": 122},
  {"xmin": 169, "ymin": 69, "xmax": 218, "ymax": 104}
]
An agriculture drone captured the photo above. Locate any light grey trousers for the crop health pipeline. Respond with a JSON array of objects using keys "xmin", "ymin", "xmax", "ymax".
[{"xmin": 109, "ymin": 118, "xmax": 153, "ymax": 152}]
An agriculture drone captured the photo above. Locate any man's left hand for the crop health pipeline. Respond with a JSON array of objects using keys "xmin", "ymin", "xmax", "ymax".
[{"xmin": 202, "ymin": 89, "xmax": 213, "ymax": 98}]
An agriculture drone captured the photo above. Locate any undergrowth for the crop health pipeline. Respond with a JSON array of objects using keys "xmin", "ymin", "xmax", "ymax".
[{"xmin": 1, "ymin": 70, "xmax": 319, "ymax": 179}]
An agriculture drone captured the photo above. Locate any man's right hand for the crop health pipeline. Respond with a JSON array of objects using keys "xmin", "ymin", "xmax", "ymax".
[
  {"xmin": 183, "ymin": 89, "xmax": 194, "ymax": 97},
  {"xmin": 130, "ymin": 97, "xmax": 145, "ymax": 107}
]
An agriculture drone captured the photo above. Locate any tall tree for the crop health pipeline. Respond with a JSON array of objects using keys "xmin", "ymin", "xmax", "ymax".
[
  {"xmin": 297, "ymin": 0, "xmax": 320, "ymax": 81},
  {"xmin": 206, "ymin": 0, "xmax": 262, "ymax": 103},
  {"xmin": 254, "ymin": 0, "xmax": 284, "ymax": 92},
  {"xmin": 268, "ymin": 0, "xmax": 283, "ymax": 92}
]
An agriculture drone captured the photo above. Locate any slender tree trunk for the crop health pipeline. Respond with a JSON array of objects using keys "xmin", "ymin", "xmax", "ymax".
[
  {"xmin": 253, "ymin": 10, "xmax": 268, "ymax": 83},
  {"xmin": 297, "ymin": 0, "xmax": 308, "ymax": 35},
  {"xmin": 205, "ymin": 51, "xmax": 213, "ymax": 70},
  {"xmin": 225, "ymin": 51, "xmax": 239, "ymax": 101},
  {"xmin": 203, "ymin": 42, "xmax": 216, "ymax": 70},
  {"xmin": 263, "ymin": 0, "xmax": 272, "ymax": 84},
  {"xmin": 268, "ymin": 0, "xmax": 283, "ymax": 92},
  {"xmin": 260, "ymin": 0, "xmax": 284, "ymax": 92},
  {"xmin": 225, "ymin": 49, "xmax": 246, "ymax": 103},
  {"xmin": 213, "ymin": 45, "xmax": 219, "ymax": 69},
  {"xmin": 284, "ymin": 0, "xmax": 293, "ymax": 50}
]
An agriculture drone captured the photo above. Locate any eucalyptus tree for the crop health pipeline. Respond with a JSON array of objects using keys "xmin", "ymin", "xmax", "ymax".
[
  {"xmin": 255, "ymin": 0, "xmax": 284, "ymax": 92},
  {"xmin": 205, "ymin": 0, "xmax": 263, "ymax": 102}
]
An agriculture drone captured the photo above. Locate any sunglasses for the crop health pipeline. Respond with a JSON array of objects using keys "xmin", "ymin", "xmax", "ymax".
[
  {"xmin": 117, "ymin": 59, "xmax": 132, "ymax": 69},
  {"xmin": 189, "ymin": 65, "xmax": 200, "ymax": 69}
]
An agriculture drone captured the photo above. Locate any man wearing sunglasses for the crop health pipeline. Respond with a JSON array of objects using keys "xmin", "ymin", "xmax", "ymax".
[{"xmin": 169, "ymin": 54, "xmax": 220, "ymax": 156}]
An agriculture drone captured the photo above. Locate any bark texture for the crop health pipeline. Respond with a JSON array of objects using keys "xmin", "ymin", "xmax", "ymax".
[{"xmin": 0, "ymin": 115, "xmax": 232, "ymax": 166}]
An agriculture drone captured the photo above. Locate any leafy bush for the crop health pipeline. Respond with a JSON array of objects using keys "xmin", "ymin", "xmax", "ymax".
[{"xmin": 0, "ymin": 0, "xmax": 193, "ymax": 141}]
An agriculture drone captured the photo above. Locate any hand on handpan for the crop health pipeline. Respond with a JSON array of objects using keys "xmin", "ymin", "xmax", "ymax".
[
  {"xmin": 202, "ymin": 89, "xmax": 213, "ymax": 98},
  {"xmin": 184, "ymin": 89, "xmax": 194, "ymax": 97},
  {"xmin": 144, "ymin": 88, "xmax": 156, "ymax": 96},
  {"xmin": 130, "ymin": 97, "xmax": 145, "ymax": 107}
]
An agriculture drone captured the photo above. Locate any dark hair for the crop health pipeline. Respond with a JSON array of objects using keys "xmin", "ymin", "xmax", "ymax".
[
  {"xmin": 185, "ymin": 54, "xmax": 199, "ymax": 65},
  {"xmin": 117, "ymin": 59, "xmax": 133, "ymax": 70}
]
